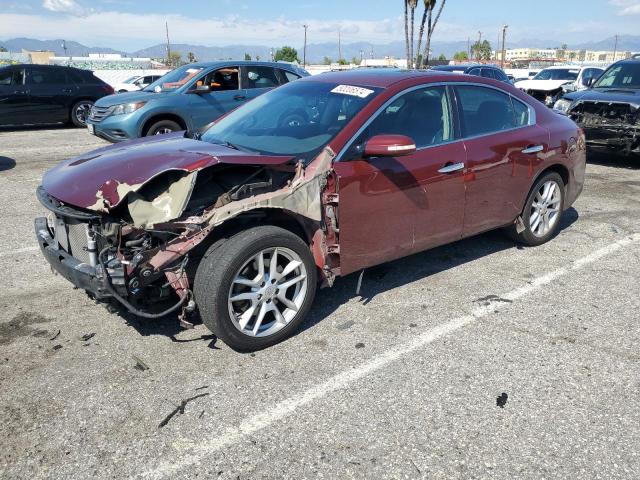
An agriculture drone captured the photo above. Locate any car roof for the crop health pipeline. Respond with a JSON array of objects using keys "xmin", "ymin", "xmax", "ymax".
[
  {"xmin": 185, "ymin": 60, "xmax": 302, "ymax": 70},
  {"xmin": 298, "ymin": 68, "xmax": 508, "ymax": 89}
]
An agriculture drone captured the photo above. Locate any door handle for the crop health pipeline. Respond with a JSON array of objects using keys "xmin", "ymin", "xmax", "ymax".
[
  {"xmin": 62, "ymin": 88, "xmax": 73, "ymax": 94},
  {"xmin": 233, "ymin": 95, "xmax": 246, "ymax": 101},
  {"xmin": 521, "ymin": 145, "xmax": 544, "ymax": 154},
  {"xmin": 438, "ymin": 162, "xmax": 465, "ymax": 174}
]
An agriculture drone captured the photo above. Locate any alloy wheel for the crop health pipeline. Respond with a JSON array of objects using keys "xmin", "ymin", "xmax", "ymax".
[
  {"xmin": 529, "ymin": 180, "xmax": 562, "ymax": 237},
  {"xmin": 154, "ymin": 127, "xmax": 174, "ymax": 135},
  {"xmin": 227, "ymin": 247, "xmax": 308, "ymax": 338},
  {"xmin": 74, "ymin": 102, "xmax": 93, "ymax": 126}
]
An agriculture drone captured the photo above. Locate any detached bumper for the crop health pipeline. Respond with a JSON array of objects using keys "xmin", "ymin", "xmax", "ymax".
[{"xmin": 35, "ymin": 217, "xmax": 111, "ymax": 299}]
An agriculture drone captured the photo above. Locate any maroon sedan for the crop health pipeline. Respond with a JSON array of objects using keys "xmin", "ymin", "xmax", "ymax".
[{"xmin": 35, "ymin": 70, "xmax": 585, "ymax": 351}]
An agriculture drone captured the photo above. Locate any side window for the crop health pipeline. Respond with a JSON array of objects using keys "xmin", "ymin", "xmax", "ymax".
[
  {"xmin": 511, "ymin": 98, "xmax": 531, "ymax": 127},
  {"xmin": 244, "ymin": 66, "xmax": 280, "ymax": 89},
  {"xmin": 0, "ymin": 69, "xmax": 17, "ymax": 86},
  {"xmin": 481, "ymin": 68, "xmax": 496, "ymax": 79},
  {"xmin": 493, "ymin": 69, "xmax": 509, "ymax": 82},
  {"xmin": 142, "ymin": 76, "xmax": 153, "ymax": 84},
  {"xmin": 468, "ymin": 68, "xmax": 481, "ymax": 76},
  {"xmin": 348, "ymin": 86, "xmax": 453, "ymax": 157},
  {"xmin": 197, "ymin": 67, "xmax": 240, "ymax": 91},
  {"xmin": 456, "ymin": 85, "xmax": 517, "ymax": 137},
  {"xmin": 28, "ymin": 68, "xmax": 67, "ymax": 85},
  {"xmin": 278, "ymin": 69, "xmax": 301, "ymax": 84}
]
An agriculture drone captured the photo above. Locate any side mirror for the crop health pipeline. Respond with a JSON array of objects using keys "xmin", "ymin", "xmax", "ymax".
[
  {"xmin": 364, "ymin": 134, "xmax": 417, "ymax": 157},
  {"xmin": 192, "ymin": 85, "xmax": 211, "ymax": 94}
]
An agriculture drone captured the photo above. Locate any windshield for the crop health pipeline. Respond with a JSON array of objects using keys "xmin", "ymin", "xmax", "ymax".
[
  {"xmin": 593, "ymin": 63, "xmax": 640, "ymax": 89},
  {"xmin": 533, "ymin": 69, "xmax": 579, "ymax": 81},
  {"xmin": 201, "ymin": 81, "xmax": 381, "ymax": 162},
  {"xmin": 144, "ymin": 66, "xmax": 203, "ymax": 92},
  {"xmin": 123, "ymin": 76, "xmax": 139, "ymax": 84}
]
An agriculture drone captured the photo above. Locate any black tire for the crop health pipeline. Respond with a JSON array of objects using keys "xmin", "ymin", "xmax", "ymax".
[
  {"xmin": 508, "ymin": 171, "xmax": 565, "ymax": 246},
  {"xmin": 194, "ymin": 226, "xmax": 317, "ymax": 352},
  {"xmin": 70, "ymin": 100, "xmax": 94, "ymax": 127},
  {"xmin": 145, "ymin": 119, "xmax": 182, "ymax": 137}
]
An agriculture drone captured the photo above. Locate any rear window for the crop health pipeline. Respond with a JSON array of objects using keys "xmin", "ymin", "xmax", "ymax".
[{"xmin": 456, "ymin": 85, "xmax": 519, "ymax": 137}]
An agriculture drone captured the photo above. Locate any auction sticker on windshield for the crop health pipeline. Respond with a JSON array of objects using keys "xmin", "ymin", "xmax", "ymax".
[{"xmin": 331, "ymin": 85, "xmax": 375, "ymax": 98}]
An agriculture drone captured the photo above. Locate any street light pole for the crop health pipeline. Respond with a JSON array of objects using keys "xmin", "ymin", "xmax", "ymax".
[
  {"xmin": 303, "ymin": 24, "xmax": 308, "ymax": 67},
  {"xmin": 501, "ymin": 25, "xmax": 509, "ymax": 68}
]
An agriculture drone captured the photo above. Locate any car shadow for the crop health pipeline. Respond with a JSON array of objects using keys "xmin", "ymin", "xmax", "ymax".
[
  {"xmin": 587, "ymin": 150, "xmax": 640, "ymax": 169},
  {"xmin": 0, "ymin": 124, "xmax": 76, "ymax": 133},
  {"xmin": 119, "ymin": 207, "xmax": 579, "ymax": 350},
  {"xmin": 0, "ymin": 156, "xmax": 16, "ymax": 172}
]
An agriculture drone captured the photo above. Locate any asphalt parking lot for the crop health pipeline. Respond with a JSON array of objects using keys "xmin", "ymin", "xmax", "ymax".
[{"xmin": 1, "ymin": 127, "xmax": 639, "ymax": 479}]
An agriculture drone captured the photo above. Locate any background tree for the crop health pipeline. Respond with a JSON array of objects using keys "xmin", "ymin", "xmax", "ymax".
[
  {"xmin": 274, "ymin": 46, "xmax": 299, "ymax": 63},
  {"xmin": 323, "ymin": 56, "xmax": 332, "ymax": 65},
  {"xmin": 438, "ymin": 53, "xmax": 447, "ymax": 61},
  {"xmin": 0, "ymin": 46, "xmax": 7, "ymax": 52},
  {"xmin": 187, "ymin": 52, "xmax": 196, "ymax": 63},
  {"xmin": 351, "ymin": 56, "xmax": 360, "ymax": 65},
  {"xmin": 416, "ymin": 0, "xmax": 447, "ymax": 68},
  {"xmin": 408, "ymin": 0, "xmax": 418, "ymax": 67},
  {"xmin": 338, "ymin": 58, "xmax": 349, "ymax": 66},
  {"xmin": 471, "ymin": 40, "xmax": 492, "ymax": 61},
  {"xmin": 168, "ymin": 51, "xmax": 182, "ymax": 67},
  {"xmin": 244, "ymin": 53, "xmax": 252, "ymax": 61},
  {"xmin": 256, "ymin": 55, "xmax": 261, "ymax": 61},
  {"xmin": 404, "ymin": 0, "xmax": 410, "ymax": 68},
  {"xmin": 453, "ymin": 51, "xmax": 469, "ymax": 61}
]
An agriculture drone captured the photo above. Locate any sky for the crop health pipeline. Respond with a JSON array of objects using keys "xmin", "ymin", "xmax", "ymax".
[{"xmin": 0, "ymin": 0, "xmax": 639, "ymax": 50}]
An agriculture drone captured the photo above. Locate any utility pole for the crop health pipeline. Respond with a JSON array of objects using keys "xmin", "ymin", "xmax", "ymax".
[
  {"xmin": 165, "ymin": 21, "xmax": 171, "ymax": 67},
  {"xmin": 477, "ymin": 31, "xmax": 482, "ymax": 62},
  {"xmin": 303, "ymin": 24, "xmax": 308, "ymax": 67},
  {"xmin": 61, "ymin": 40, "xmax": 68, "ymax": 57},
  {"xmin": 338, "ymin": 28, "xmax": 342, "ymax": 63},
  {"xmin": 501, "ymin": 25, "xmax": 508, "ymax": 68},
  {"xmin": 467, "ymin": 37, "xmax": 470, "ymax": 60},
  {"xmin": 613, "ymin": 34, "xmax": 619, "ymax": 61}
]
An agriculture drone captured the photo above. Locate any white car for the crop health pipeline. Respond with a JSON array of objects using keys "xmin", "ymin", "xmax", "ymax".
[
  {"xmin": 113, "ymin": 74, "xmax": 163, "ymax": 93},
  {"xmin": 514, "ymin": 66, "xmax": 603, "ymax": 107}
]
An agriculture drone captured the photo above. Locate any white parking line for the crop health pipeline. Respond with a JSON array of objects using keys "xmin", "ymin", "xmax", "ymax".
[
  {"xmin": 144, "ymin": 233, "xmax": 640, "ymax": 479},
  {"xmin": 0, "ymin": 246, "xmax": 39, "ymax": 258}
]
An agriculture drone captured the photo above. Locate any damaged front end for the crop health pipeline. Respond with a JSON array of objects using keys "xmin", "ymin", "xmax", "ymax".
[
  {"xmin": 568, "ymin": 101, "xmax": 640, "ymax": 155},
  {"xmin": 35, "ymin": 143, "xmax": 338, "ymax": 324}
]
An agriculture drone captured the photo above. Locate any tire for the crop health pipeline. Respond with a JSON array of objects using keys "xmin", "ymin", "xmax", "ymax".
[
  {"xmin": 509, "ymin": 172, "xmax": 565, "ymax": 246},
  {"xmin": 194, "ymin": 226, "xmax": 317, "ymax": 352},
  {"xmin": 70, "ymin": 100, "xmax": 94, "ymax": 127},
  {"xmin": 145, "ymin": 119, "xmax": 182, "ymax": 137}
]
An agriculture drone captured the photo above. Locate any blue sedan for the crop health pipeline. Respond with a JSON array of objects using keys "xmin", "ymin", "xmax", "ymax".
[{"xmin": 86, "ymin": 61, "xmax": 309, "ymax": 142}]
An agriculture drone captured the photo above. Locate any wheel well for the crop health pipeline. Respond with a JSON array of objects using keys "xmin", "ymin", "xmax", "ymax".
[
  {"xmin": 142, "ymin": 114, "xmax": 187, "ymax": 136},
  {"xmin": 541, "ymin": 164, "xmax": 569, "ymax": 187}
]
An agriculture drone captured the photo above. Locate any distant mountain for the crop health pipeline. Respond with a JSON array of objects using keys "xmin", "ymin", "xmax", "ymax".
[
  {"xmin": 0, "ymin": 38, "xmax": 125, "ymax": 56},
  {"xmin": 2, "ymin": 35, "xmax": 639, "ymax": 63}
]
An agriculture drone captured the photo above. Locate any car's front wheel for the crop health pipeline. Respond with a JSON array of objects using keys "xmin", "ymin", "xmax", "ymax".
[
  {"xmin": 510, "ymin": 171, "xmax": 565, "ymax": 246},
  {"xmin": 70, "ymin": 100, "xmax": 94, "ymax": 127},
  {"xmin": 145, "ymin": 119, "xmax": 182, "ymax": 136},
  {"xmin": 194, "ymin": 226, "xmax": 317, "ymax": 352}
]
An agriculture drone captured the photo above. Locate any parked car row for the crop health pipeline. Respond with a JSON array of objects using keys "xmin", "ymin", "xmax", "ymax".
[
  {"xmin": 34, "ymin": 67, "xmax": 586, "ymax": 351},
  {"xmin": 515, "ymin": 65, "xmax": 604, "ymax": 107},
  {"xmin": 113, "ymin": 74, "xmax": 164, "ymax": 93}
]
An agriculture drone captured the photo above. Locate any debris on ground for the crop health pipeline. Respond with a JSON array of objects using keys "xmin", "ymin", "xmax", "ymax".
[
  {"xmin": 158, "ymin": 393, "xmax": 210, "ymax": 428},
  {"xmin": 475, "ymin": 295, "xmax": 513, "ymax": 306},
  {"xmin": 355, "ymin": 342, "xmax": 365, "ymax": 349},
  {"xmin": 132, "ymin": 355, "xmax": 150, "ymax": 371},
  {"xmin": 80, "ymin": 333, "xmax": 96, "ymax": 342},
  {"xmin": 199, "ymin": 410, "xmax": 205, "ymax": 419},
  {"xmin": 195, "ymin": 385, "xmax": 209, "ymax": 391},
  {"xmin": 496, "ymin": 392, "xmax": 508, "ymax": 408},
  {"xmin": 409, "ymin": 323, "xmax": 418, "ymax": 328},
  {"xmin": 49, "ymin": 329, "xmax": 61, "ymax": 341},
  {"xmin": 52, "ymin": 344, "xmax": 63, "ymax": 351},
  {"xmin": 337, "ymin": 320, "xmax": 355, "ymax": 331}
]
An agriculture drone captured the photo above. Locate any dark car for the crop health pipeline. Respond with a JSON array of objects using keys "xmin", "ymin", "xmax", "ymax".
[
  {"xmin": 86, "ymin": 61, "xmax": 309, "ymax": 142},
  {"xmin": 35, "ymin": 69, "xmax": 585, "ymax": 351},
  {"xmin": 431, "ymin": 64, "xmax": 512, "ymax": 83},
  {"xmin": 554, "ymin": 55, "xmax": 640, "ymax": 156},
  {"xmin": 0, "ymin": 64, "xmax": 114, "ymax": 127}
]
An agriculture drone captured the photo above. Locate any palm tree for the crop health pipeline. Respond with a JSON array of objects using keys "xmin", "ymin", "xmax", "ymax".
[
  {"xmin": 421, "ymin": 0, "xmax": 447, "ymax": 68},
  {"xmin": 416, "ymin": 0, "xmax": 433, "ymax": 69},
  {"xmin": 408, "ymin": 0, "xmax": 418, "ymax": 68},
  {"xmin": 404, "ymin": 1, "xmax": 410, "ymax": 67}
]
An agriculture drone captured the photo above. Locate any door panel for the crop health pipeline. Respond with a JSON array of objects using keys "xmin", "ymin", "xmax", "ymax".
[
  {"xmin": 0, "ymin": 68, "xmax": 29, "ymax": 126},
  {"xmin": 462, "ymin": 125, "xmax": 549, "ymax": 236},
  {"xmin": 188, "ymin": 66, "xmax": 243, "ymax": 128},
  {"xmin": 26, "ymin": 67, "xmax": 75, "ymax": 123},
  {"xmin": 334, "ymin": 85, "xmax": 465, "ymax": 275},
  {"xmin": 334, "ymin": 142, "xmax": 467, "ymax": 275}
]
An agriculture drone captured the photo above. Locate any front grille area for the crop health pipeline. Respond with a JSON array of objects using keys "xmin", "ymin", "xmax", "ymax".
[
  {"xmin": 50, "ymin": 217, "xmax": 102, "ymax": 265},
  {"xmin": 89, "ymin": 105, "xmax": 112, "ymax": 123},
  {"xmin": 569, "ymin": 101, "xmax": 638, "ymax": 128}
]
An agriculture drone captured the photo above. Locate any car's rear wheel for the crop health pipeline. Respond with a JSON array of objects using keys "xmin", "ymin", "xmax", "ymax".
[
  {"xmin": 145, "ymin": 119, "xmax": 182, "ymax": 136},
  {"xmin": 509, "ymin": 172, "xmax": 565, "ymax": 246},
  {"xmin": 194, "ymin": 226, "xmax": 317, "ymax": 352},
  {"xmin": 70, "ymin": 100, "xmax": 94, "ymax": 127}
]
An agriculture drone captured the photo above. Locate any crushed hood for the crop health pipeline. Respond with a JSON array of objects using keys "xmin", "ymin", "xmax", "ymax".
[
  {"xmin": 515, "ymin": 79, "xmax": 573, "ymax": 92},
  {"xmin": 42, "ymin": 132, "xmax": 295, "ymax": 212},
  {"xmin": 564, "ymin": 88, "xmax": 640, "ymax": 109}
]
